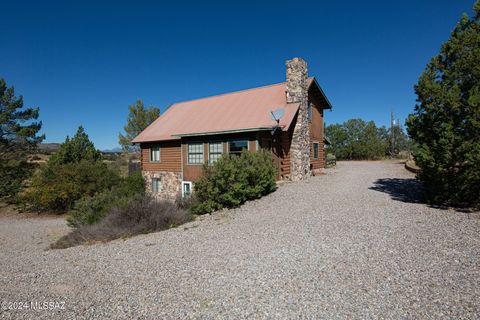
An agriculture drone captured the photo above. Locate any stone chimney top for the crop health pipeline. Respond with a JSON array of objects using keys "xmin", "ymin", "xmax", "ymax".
[{"xmin": 286, "ymin": 57, "xmax": 308, "ymax": 104}]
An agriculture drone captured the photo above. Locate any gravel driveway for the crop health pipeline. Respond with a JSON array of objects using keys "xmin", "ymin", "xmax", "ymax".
[{"xmin": 1, "ymin": 161, "xmax": 479, "ymax": 319}]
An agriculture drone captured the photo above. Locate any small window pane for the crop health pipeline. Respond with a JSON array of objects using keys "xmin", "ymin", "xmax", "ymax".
[
  {"xmin": 209, "ymin": 142, "xmax": 223, "ymax": 163},
  {"xmin": 188, "ymin": 143, "xmax": 204, "ymax": 164},
  {"xmin": 151, "ymin": 147, "xmax": 160, "ymax": 162},
  {"xmin": 313, "ymin": 143, "xmax": 319, "ymax": 159},
  {"xmin": 182, "ymin": 182, "xmax": 192, "ymax": 197},
  {"xmin": 152, "ymin": 178, "xmax": 162, "ymax": 193},
  {"xmin": 229, "ymin": 140, "xmax": 248, "ymax": 155}
]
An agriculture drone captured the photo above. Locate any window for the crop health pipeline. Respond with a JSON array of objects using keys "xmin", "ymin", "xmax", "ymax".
[
  {"xmin": 307, "ymin": 102, "xmax": 313, "ymax": 121},
  {"xmin": 209, "ymin": 142, "xmax": 223, "ymax": 163},
  {"xmin": 188, "ymin": 143, "xmax": 204, "ymax": 164},
  {"xmin": 182, "ymin": 181, "xmax": 192, "ymax": 198},
  {"xmin": 313, "ymin": 142, "xmax": 319, "ymax": 159},
  {"xmin": 152, "ymin": 178, "xmax": 162, "ymax": 193},
  {"xmin": 228, "ymin": 140, "xmax": 248, "ymax": 156},
  {"xmin": 150, "ymin": 146, "xmax": 160, "ymax": 162}
]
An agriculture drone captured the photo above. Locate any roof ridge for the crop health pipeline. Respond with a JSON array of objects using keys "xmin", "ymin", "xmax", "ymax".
[{"xmin": 170, "ymin": 80, "xmax": 289, "ymax": 107}]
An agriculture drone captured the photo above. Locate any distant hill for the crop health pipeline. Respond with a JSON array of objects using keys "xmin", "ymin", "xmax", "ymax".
[
  {"xmin": 102, "ymin": 147, "xmax": 123, "ymax": 153},
  {"xmin": 38, "ymin": 143, "xmax": 61, "ymax": 154},
  {"xmin": 38, "ymin": 143, "xmax": 125, "ymax": 154}
]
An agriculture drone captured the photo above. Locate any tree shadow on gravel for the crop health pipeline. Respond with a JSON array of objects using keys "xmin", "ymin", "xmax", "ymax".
[
  {"xmin": 370, "ymin": 178, "xmax": 425, "ymax": 204},
  {"xmin": 370, "ymin": 178, "xmax": 479, "ymax": 213}
]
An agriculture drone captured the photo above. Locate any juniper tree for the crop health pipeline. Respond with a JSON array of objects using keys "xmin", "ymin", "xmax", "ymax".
[
  {"xmin": 406, "ymin": 1, "xmax": 480, "ymax": 207},
  {"xmin": 49, "ymin": 126, "xmax": 101, "ymax": 165}
]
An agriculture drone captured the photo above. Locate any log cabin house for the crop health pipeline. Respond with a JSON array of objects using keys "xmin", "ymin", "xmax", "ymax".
[{"xmin": 132, "ymin": 58, "xmax": 332, "ymax": 199}]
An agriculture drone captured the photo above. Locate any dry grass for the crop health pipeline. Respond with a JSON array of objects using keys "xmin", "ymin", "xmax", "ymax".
[{"xmin": 51, "ymin": 195, "xmax": 192, "ymax": 249}]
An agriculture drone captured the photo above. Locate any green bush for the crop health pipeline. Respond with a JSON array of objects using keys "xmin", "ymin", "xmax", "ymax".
[
  {"xmin": 66, "ymin": 190, "xmax": 121, "ymax": 227},
  {"xmin": 191, "ymin": 150, "xmax": 276, "ymax": 214},
  {"xmin": 23, "ymin": 160, "xmax": 120, "ymax": 212},
  {"xmin": 114, "ymin": 171, "xmax": 145, "ymax": 198},
  {"xmin": 0, "ymin": 160, "xmax": 36, "ymax": 203},
  {"xmin": 67, "ymin": 171, "xmax": 145, "ymax": 227}
]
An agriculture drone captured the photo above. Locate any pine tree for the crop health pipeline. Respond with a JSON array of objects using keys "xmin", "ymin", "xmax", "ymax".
[
  {"xmin": 406, "ymin": 1, "xmax": 480, "ymax": 207},
  {"xmin": 0, "ymin": 78, "xmax": 44, "ymax": 200},
  {"xmin": 49, "ymin": 126, "xmax": 101, "ymax": 165},
  {"xmin": 118, "ymin": 100, "xmax": 160, "ymax": 152}
]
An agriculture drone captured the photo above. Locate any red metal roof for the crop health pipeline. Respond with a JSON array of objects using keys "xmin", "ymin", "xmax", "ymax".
[{"xmin": 133, "ymin": 78, "xmax": 315, "ymax": 143}]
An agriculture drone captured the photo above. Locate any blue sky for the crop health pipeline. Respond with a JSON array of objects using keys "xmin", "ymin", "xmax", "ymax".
[{"xmin": 0, "ymin": 0, "xmax": 475, "ymax": 149}]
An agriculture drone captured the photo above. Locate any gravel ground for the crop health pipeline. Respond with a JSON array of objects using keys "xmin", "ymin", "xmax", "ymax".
[{"xmin": 1, "ymin": 161, "xmax": 479, "ymax": 319}]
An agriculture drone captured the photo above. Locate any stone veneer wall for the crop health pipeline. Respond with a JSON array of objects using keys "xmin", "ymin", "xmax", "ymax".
[
  {"xmin": 142, "ymin": 170, "xmax": 182, "ymax": 201},
  {"xmin": 286, "ymin": 57, "xmax": 311, "ymax": 181}
]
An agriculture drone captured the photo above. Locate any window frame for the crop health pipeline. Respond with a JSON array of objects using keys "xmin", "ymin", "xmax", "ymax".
[
  {"xmin": 313, "ymin": 142, "xmax": 319, "ymax": 160},
  {"xmin": 151, "ymin": 177, "xmax": 162, "ymax": 193},
  {"xmin": 182, "ymin": 181, "xmax": 193, "ymax": 198},
  {"xmin": 187, "ymin": 142, "xmax": 204, "ymax": 165},
  {"xmin": 150, "ymin": 146, "xmax": 160, "ymax": 162},
  {"xmin": 208, "ymin": 141, "xmax": 223, "ymax": 164},
  {"xmin": 228, "ymin": 139, "xmax": 249, "ymax": 156}
]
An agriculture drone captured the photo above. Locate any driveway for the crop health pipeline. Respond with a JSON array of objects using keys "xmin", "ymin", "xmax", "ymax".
[{"xmin": 1, "ymin": 161, "xmax": 479, "ymax": 319}]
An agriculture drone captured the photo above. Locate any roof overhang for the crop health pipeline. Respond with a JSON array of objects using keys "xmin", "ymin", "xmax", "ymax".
[
  {"xmin": 308, "ymin": 77, "xmax": 332, "ymax": 109},
  {"xmin": 172, "ymin": 126, "xmax": 280, "ymax": 138}
]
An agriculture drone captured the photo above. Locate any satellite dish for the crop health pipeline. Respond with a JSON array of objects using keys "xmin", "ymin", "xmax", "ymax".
[
  {"xmin": 270, "ymin": 108, "xmax": 285, "ymax": 135},
  {"xmin": 271, "ymin": 108, "xmax": 285, "ymax": 121}
]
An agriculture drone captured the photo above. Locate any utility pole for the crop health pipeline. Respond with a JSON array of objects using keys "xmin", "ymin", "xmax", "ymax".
[{"xmin": 390, "ymin": 110, "xmax": 395, "ymax": 156}]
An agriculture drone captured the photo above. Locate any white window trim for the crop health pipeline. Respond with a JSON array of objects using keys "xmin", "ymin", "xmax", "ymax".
[
  {"xmin": 150, "ymin": 146, "xmax": 160, "ymax": 162},
  {"xmin": 313, "ymin": 142, "xmax": 319, "ymax": 160},
  {"xmin": 187, "ymin": 142, "xmax": 204, "ymax": 165},
  {"xmin": 208, "ymin": 141, "xmax": 223, "ymax": 164},
  {"xmin": 182, "ymin": 181, "xmax": 193, "ymax": 198}
]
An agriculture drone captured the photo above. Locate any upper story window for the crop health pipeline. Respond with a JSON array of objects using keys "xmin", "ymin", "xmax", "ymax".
[
  {"xmin": 313, "ymin": 142, "xmax": 319, "ymax": 159},
  {"xmin": 209, "ymin": 142, "xmax": 223, "ymax": 163},
  {"xmin": 188, "ymin": 143, "xmax": 204, "ymax": 164},
  {"xmin": 150, "ymin": 146, "xmax": 160, "ymax": 162},
  {"xmin": 307, "ymin": 102, "xmax": 313, "ymax": 121},
  {"xmin": 229, "ymin": 140, "xmax": 248, "ymax": 156}
]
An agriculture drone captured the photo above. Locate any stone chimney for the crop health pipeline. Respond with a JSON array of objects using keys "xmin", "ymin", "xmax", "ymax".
[{"xmin": 286, "ymin": 57, "xmax": 310, "ymax": 181}]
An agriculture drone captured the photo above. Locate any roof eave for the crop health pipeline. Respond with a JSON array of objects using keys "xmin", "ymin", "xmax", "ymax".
[
  {"xmin": 172, "ymin": 127, "xmax": 277, "ymax": 138},
  {"xmin": 132, "ymin": 137, "xmax": 181, "ymax": 144},
  {"xmin": 309, "ymin": 77, "xmax": 333, "ymax": 110}
]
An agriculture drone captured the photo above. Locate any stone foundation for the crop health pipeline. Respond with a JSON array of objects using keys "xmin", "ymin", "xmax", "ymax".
[
  {"xmin": 286, "ymin": 57, "xmax": 311, "ymax": 181},
  {"xmin": 142, "ymin": 171, "xmax": 182, "ymax": 201}
]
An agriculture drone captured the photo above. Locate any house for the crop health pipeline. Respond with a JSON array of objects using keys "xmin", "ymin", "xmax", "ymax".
[{"xmin": 132, "ymin": 57, "xmax": 332, "ymax": 199}]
